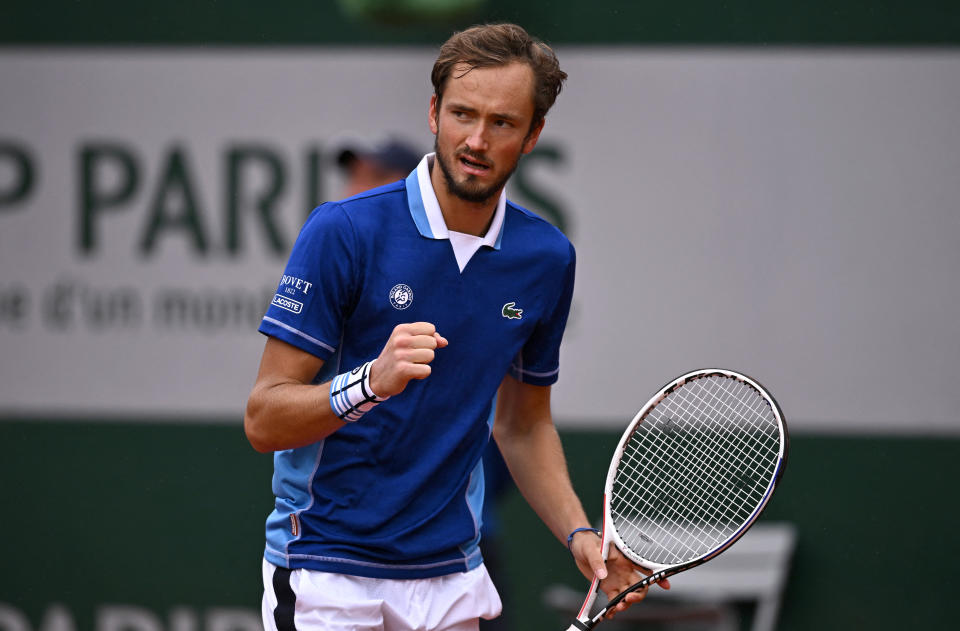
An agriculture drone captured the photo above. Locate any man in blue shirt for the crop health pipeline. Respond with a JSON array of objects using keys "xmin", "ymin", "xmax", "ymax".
[{"xmin": 245, "ymin": 22, "xmax": 665, "ymax": 631}]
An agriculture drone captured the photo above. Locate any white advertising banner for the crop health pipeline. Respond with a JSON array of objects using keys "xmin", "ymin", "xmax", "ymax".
[{"xmin": 2, "ymin": 48, "xmax": 959, "ymax": 433}]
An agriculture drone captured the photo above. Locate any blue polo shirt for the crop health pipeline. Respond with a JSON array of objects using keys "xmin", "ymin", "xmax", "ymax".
[{"xmin": 258, "ymin": 154, "xmax": 576, "ymax": 579}]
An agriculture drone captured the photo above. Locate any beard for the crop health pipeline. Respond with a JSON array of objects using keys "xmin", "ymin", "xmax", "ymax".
[{"xmin": 434, "ymin": 138, "xmax": 520, "ymax": 204}]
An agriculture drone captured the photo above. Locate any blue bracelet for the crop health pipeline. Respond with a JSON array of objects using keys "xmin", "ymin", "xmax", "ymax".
[{"xmin": 566, "ymin": 527, "xmax": 601, "ymax": 553}]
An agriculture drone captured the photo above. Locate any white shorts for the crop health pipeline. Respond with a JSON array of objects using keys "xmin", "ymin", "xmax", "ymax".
[{"xmin": 261, "ymin": 559, "xmax": 502, "ymax": 631}]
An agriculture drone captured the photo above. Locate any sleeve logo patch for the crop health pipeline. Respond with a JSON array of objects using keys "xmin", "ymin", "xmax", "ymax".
[
  {"xmin": 502, "ymin": 301, "xmax": 523, "ymax": 320},
  {"xmin": 272, "ymin": 294, "xmax": 304, "ymax": 314},
  {"xmin": 279, "ymin": 275, "xmax": 313, "ymax": 295}
]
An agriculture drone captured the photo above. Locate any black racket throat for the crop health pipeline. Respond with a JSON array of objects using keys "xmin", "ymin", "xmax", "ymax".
[{"xmin": 579, "ymin": 567, "xmax": 671, "ymax": 629}]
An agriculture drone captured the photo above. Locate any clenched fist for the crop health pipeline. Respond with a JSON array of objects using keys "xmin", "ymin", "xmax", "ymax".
[{"xmin": 368, "ymin": 322, "xmax": 448, "ymax": 398}]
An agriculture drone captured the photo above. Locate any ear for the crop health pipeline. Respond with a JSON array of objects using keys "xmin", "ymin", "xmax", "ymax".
[
  {"xmin": 521, "ymin": 118, "xmax": 545, "ymax": 155},
  {"xmin": 428, "ymin": 94, "xmax": 440, "ymax": 135}
]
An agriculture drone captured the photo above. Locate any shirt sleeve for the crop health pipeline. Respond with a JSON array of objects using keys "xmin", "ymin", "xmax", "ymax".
[
  {"xmin": 258, "ymin": 203, "xmax": 359, "ymax": 360},
  {"xmin": 508, "ymin": 241, "xmax": 576, "ymax": 386}
]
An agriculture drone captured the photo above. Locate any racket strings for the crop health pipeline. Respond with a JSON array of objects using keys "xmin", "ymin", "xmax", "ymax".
[
  {"xmin": 614, "ymin": 432, "xmax": 734, "ymax": 557},
  {"xmin": 610, "ymin": 375, "xmax": 781, "ymax": 565},
  {"xmin": 658, "ymin": 384, "xmax": 773, "ymax": 520},
  {"xmin": 630, "ymin": 385, "xmax": 775, "ymax": 539},
  {"xmin": 618, "ymin": 384, "xmax": 769, "ymax": 530},
  {"xmin": 616, "ymin": 438, "xmax": 728, "ymax": 542},
  {"xmin": 667, "ymin": 379, "xmax": 778, "ymax": 502},
  {"xmin": 613, "ymin": 425, "xmax": 764, "ymax": 559},
  {"xmin": 615, "ymin": 387, "xmax": 776, "ymax": 558}
]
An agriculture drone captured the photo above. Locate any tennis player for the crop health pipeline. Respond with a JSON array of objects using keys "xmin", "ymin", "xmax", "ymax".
[{"xmin": 245, "ymin": 22, "xmax": 665, "ymax": 631}]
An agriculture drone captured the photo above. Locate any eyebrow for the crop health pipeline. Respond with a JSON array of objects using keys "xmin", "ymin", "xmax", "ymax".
[{"xmin": 445, "ymin": 101, "xmax": 523, "ymax": 122}]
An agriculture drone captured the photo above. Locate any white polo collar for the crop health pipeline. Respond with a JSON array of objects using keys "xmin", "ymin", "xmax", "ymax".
[{"xmin": 405, "ymin": 153, "xmax": 506, "ymax": 251}]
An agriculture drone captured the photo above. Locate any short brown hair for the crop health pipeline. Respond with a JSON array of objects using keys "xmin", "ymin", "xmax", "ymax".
[{"xmin": 431, "ymin": 23, "xmax": 567, "ymax": 131}]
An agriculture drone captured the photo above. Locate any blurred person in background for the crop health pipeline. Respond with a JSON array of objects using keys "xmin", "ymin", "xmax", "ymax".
[
  {"xmin": 336, "ymin": 136, "xmax": 422, "ymax": 197},
  {"xmin": 245, "ymin": 22, "xmax": 667, "ymax": 631}
]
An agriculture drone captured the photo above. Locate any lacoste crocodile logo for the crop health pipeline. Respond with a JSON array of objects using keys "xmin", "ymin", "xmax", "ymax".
[{"xmin": 502, "ymin": 302, "xmax": 523, "ymax": 320}]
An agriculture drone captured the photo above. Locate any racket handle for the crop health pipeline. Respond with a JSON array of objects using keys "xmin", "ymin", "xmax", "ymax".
[
  {"xmin": 603, "ymin": 570, "xmax": 666, "ymax": 611},
  {"xmin": 563, "ymin": 571, "xmax": 668, "ymax": 631}
]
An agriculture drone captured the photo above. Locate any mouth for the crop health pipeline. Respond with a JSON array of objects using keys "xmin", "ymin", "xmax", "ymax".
[{"xmin": 458, "ymin": 153, "xmax": 491, "ymax": 175}]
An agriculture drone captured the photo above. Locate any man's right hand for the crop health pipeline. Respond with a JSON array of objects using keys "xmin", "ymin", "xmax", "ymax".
[{"xmin": 369, "ymin": 322, "xmax": 448, "ymax": 398}]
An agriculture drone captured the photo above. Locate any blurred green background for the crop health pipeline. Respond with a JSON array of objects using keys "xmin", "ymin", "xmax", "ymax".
[
  {"xmin": 1, "ymin": 421, "xmax": 957, "ymax": 629},
  {"xmin": 3, "ymin": 0, "xmax": 958, "ymax": 46}
]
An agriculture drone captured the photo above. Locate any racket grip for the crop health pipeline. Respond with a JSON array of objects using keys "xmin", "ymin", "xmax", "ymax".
[{"xmin": 603, "ymin": 571, "xmax": 664, "ymax": 611}]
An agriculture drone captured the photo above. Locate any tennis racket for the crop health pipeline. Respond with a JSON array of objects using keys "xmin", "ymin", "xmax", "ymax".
[{"xmin": 565, "ymin": 368, "xmax": 788, "ymax": 630}]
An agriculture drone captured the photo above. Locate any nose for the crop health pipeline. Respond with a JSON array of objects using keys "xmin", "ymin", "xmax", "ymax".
[{"xmin": 464, "ymin": 121, "xmax": 490, "ymax": 153}]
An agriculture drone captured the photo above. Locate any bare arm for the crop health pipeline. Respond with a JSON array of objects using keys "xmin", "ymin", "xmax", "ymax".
[
  {"xmin": 493, "ymin": 376, "xmax": 592, "ymax": 546},
  {"xmin": 492, "ymin": 375, "xmax": 668, "ymax": 617},
  {"xmin": 244, "ymin": 323, "xmax": 447, "ymax": 453},
  {"xmin": 243, "ymin": 337, "xmax": 338, "ymax": 453}
]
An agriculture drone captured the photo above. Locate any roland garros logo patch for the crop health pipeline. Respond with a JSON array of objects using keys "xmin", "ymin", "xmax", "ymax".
[{"xmin": 389, "ymin": 283, "xmax": 413, "ymax": 310}]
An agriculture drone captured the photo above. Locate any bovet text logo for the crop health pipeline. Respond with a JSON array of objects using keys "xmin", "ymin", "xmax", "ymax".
[
  {"xmin": 279, "ymin": 275, "xmax": 313, "ymax": 296},
  {"xmin": 272, "ymin": 294, "xmax": 304, "ymax": 314}
]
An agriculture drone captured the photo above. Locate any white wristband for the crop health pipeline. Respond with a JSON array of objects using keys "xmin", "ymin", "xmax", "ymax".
[{"xmin": 329, "ymin": 361, "xmax": 388, "ymax": 422}]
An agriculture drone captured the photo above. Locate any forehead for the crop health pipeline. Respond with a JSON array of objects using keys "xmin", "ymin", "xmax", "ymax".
[{"xmin": 442, "ymin": 61, "xmax": 536, "ymax": 118}]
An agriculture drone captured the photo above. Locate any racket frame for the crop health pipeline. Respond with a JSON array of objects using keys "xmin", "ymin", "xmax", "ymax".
[{"xmin": 566, "ymin": 368, "xmax": 789, "ymax": 630}]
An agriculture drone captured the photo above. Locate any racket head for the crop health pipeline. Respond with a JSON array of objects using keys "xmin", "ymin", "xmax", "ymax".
[{"xmin": 603, "ymin": 368, "xmax": 788, "ymax": 574}]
